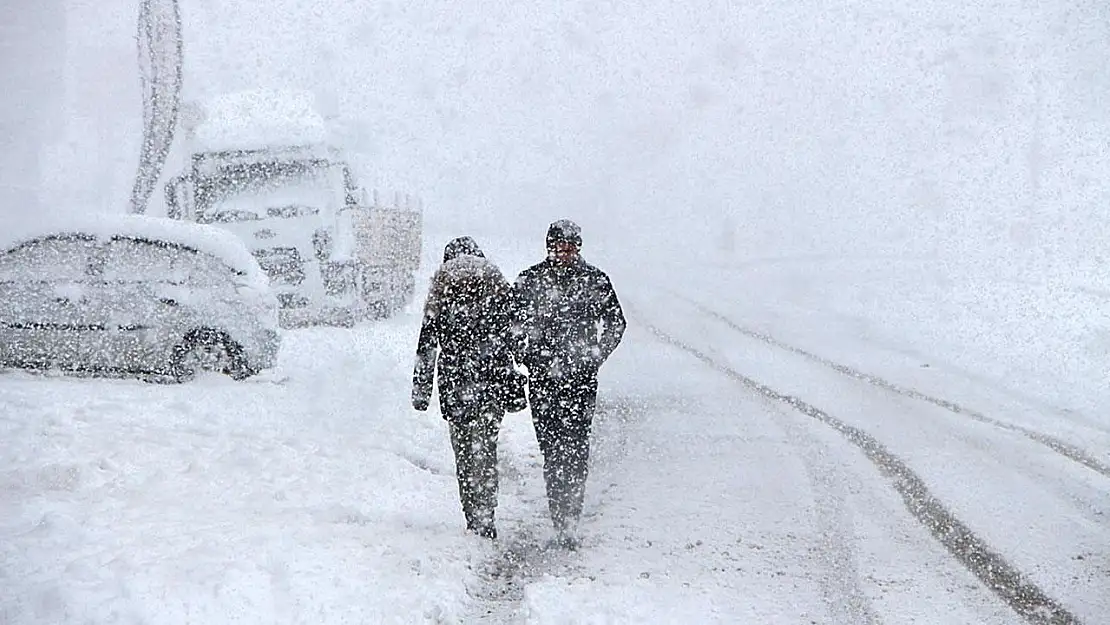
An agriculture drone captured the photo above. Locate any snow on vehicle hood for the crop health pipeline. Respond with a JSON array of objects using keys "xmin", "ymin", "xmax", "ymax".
[{"xmin": 1, "ymin": 213, "xmax": 271, "ymax": 291}]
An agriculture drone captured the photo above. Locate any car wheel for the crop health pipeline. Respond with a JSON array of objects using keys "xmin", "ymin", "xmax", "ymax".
[{"xmin": 169, "ymin": 329, "xmax": 253, "ymax": 382}]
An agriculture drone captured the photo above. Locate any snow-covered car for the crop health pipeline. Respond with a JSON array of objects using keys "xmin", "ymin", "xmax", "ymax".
[{"xmin": 0, "ymin": 214, "xmax": 281, "ymax": 382}]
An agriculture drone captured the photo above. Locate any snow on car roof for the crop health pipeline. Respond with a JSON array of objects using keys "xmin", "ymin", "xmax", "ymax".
[{"xmin": 1, "ymin": 213, "xmax": 269, "ymax": 287}]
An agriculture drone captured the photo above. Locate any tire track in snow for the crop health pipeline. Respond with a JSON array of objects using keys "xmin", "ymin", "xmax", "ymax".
[
  {"xmin": 680, "ymin": 296, "xmax": 1110, "ymax": 482},
  {"xmin": 769, "ymin": 403, "xmax": 884, "ymax": 625},
  {"xmin": 621, "ymin": 307, "xmax": 881, "ymax": 623},
  {"xmin": 637, "ymin": 316, "xmax": 1083, "ymax": 625}
]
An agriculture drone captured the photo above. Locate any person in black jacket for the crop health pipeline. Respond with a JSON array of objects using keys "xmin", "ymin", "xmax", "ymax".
[
  {"xmin": 510, "ymin": 220, "xmax": 626, "ymax": 547},
  {"xmin": 412, "ymin": 236, "xmax": 517, "ymax": 539}
]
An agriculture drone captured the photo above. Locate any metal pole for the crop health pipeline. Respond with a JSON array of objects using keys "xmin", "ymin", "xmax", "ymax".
[{"xmin": 130, "ymin": 0, "xmax": 183, "ymax": 215}]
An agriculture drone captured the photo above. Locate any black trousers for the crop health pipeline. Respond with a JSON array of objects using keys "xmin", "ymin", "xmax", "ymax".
[
  {"xmin": 447, "ymin": 401, "xmax": 503, "ymax": 534},
  {"xmin": 529, "ymin": 374, "xmax": 599, "ymax": 531}
]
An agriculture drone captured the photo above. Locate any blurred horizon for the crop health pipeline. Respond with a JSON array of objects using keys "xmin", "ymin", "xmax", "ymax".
[{"xmin": 2, "ymin": 0, "xmax": 1108, "ymax": 281}]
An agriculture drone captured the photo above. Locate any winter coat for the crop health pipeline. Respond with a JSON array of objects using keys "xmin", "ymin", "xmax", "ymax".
[
  {"xmin": 510, "ymin": 256, "xmax": 626, "ymax": 381},
  {"xmin": 412, "ymin": 240, "xmax": 516, "ymax": 420}
]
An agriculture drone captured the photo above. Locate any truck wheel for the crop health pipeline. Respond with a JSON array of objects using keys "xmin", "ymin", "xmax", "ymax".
[{"xmin": 169, "ymin": 329, "xmax": 253, "ymax": 382}]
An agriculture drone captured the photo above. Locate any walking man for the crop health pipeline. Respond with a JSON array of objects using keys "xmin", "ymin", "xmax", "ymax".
[
  {"xmin": 413, "ymin": 236, "xmax": 519, "ymax": 539},
  {"xmin": 510, "ymin": 219, "xmax": 626, "ymax": 547}
]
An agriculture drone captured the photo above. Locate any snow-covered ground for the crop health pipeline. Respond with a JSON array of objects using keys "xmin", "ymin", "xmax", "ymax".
[
  {"xmin": 4, "ymin": 1, "xmax": 1110, "ymax": 622},
  {"xmin": 3, "ymin": 237, "xmax": 1107, "ymax": 624}
]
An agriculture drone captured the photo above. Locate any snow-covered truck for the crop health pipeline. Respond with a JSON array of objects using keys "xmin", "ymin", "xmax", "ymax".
[{"xmin": 163, "ymin": 90, "xmax": 421, "ymax": 327}]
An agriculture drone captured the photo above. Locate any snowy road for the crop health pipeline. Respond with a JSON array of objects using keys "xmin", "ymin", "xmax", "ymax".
[
  {"xmin": 2, "ymin": 256, "xmax": 1108, "ymax": 624},
  {"xmin": 620, "ymin": 296, "xmax": 1106, "ymax": 624},
  {"xmin": 501, "ymin": 324, "xmax": 1015, "ymax": 624}
]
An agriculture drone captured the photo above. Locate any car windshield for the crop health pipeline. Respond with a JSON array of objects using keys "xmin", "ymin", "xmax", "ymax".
[{"xmin": 193, "ymin": 159, "xmax": 341, "ymax": 224}]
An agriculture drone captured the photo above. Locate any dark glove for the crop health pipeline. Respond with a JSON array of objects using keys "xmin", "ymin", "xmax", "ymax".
[
  {"xmin": 412, "ymin": 387, "xmax": 431, "ymax": 411},
  {"xmin": 501, "ymin": 370, "xmax": 529, "ymax": 413}
]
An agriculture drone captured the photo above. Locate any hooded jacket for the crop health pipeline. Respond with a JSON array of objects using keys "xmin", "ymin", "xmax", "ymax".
[{"xmin": 413, "ymin": 238, "xmax": 515, "ymax": 419}]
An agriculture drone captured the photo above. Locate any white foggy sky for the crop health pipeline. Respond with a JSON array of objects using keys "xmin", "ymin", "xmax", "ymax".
[{"xmin": 3, "ymin": 0, "xmax": 1109, "ymax": 280}]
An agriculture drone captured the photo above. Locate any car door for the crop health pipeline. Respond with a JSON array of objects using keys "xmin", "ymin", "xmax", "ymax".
[
  {"xmin": 98, "ymin": 236, "xmax": 198, "ymax": 372},
  {"xmin": 0, "ymin": 234, "xmax": 100, "ymax": 369}
]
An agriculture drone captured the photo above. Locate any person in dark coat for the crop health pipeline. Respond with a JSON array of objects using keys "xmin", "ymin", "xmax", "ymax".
[
  {"xmin": 509, "ymin": 220, "xmax": 626, "ymax": 547},
  {"xmin": 412, "ymin": 236, "xmax": 517, "ymax": 539}
]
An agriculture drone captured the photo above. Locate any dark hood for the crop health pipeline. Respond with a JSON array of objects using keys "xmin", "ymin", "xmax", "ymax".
[{"xmin": 443, "ymin": 236, "xmax": 485, "ymax": 263}]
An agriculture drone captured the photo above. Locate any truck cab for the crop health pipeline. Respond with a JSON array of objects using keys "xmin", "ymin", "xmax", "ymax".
[{"xmin": 164, "ymin": 91, "xmax": 420, "ymax": 326}]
